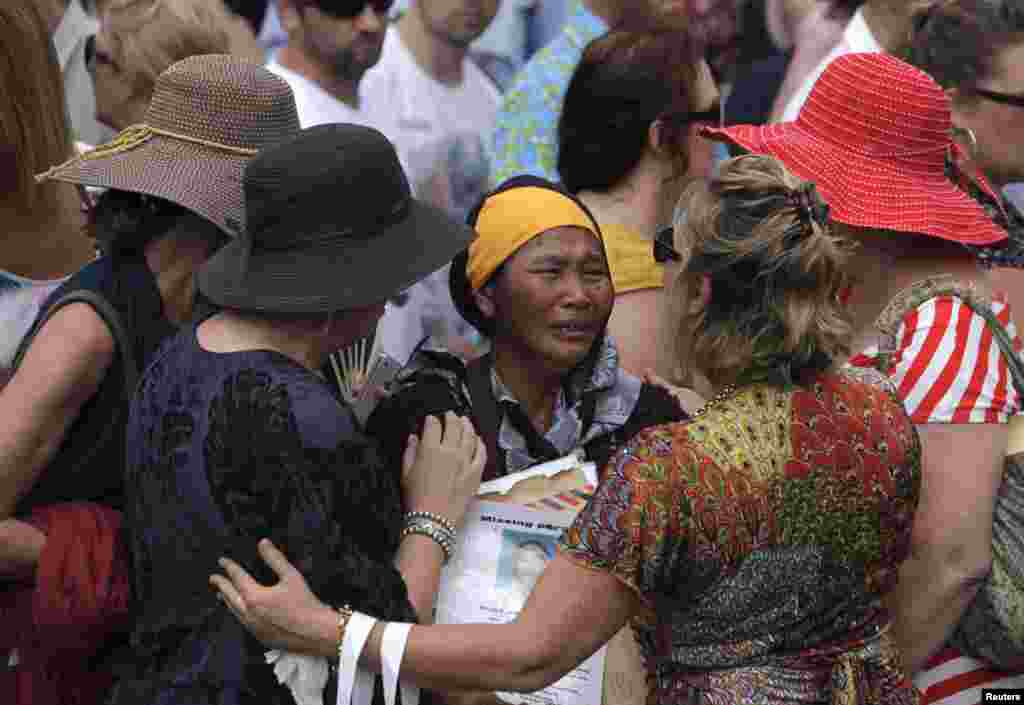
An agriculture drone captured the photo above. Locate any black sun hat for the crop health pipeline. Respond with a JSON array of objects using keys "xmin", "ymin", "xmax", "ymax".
[{"xmin": 198, "ymin": 123, "xmax": 474, "ymax": 313}]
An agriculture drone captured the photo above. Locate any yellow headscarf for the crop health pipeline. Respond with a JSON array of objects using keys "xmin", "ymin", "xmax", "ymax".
[{"xmin": 466, "ymin": 186, "xmax": 603, "ymax": 291}]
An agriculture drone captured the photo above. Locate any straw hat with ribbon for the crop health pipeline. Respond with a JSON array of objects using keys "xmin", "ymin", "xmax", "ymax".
[
  {"xmin": 37, "ymin": 54, "xmax": 300, "ymax": 238},
  {"xmin": 702, "ymin": 52, "xmax": 1008, "ymax": 246}
]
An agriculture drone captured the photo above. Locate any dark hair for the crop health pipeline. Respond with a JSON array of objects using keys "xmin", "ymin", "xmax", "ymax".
[
  {"xmin": 556, "ymin": 28, "xmax": 701, "ymax": 194},
  {"xmin": 449, "ymin": 175, "xmax": 603, "ymax": 339},
  {"xmin": 88, "ymin": 189, "xmax": 228, "ymax": 256},
  {"xmin": 667, "ymin": 155, "xmax": 854, "ymax": 389},
  {"xmin": 906, "ymin": 0, "xmax": 1024, "ymax": 94}
]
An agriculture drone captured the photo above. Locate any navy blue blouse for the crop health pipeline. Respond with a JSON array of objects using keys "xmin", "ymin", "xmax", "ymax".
[{"xmin": 110, "ymin": 320, "xmax": 423, "ymax": 705}]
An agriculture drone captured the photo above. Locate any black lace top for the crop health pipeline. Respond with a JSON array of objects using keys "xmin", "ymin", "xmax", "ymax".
[{"xmin": 110, "ymin": 321, "xmax": 426, "ymax": 705}]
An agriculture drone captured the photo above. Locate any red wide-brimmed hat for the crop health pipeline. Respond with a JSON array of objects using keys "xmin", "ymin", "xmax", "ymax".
[{"xmin": 702, "ymin": 52, "xmax": 1008, "ymax": 246}]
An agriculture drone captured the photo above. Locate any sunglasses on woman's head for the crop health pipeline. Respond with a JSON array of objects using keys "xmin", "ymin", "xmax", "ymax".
[
  {"xmin": 653, "ymin": 227, "xmax": 683, "ymax": 264},
  {"xmin": 661, "ymin": 102, "xmax": 723, "ymax": 129},
  {"xmin": 305, "ymin": 0, "xmax": 394, "ymax": 19}
]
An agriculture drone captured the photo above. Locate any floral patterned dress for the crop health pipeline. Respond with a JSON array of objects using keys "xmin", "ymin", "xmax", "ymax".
[{"xmin": 560, "ymin": 369, "xmax": 922, "ymax": 704}]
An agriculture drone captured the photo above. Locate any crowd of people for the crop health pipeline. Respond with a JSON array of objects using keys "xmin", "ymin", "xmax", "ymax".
[{"xmin": 3, "ymin": 0, "xmax": 1024, "ymax": 704}]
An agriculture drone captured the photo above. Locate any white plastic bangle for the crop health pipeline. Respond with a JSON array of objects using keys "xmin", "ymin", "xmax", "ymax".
[
  {"xmin": 337, "ymin": 611, "xmax": 377, "ymax": 705},
  {"xmin": 381, "ymin": 622, "xmax": 418, "ymax": 705}
]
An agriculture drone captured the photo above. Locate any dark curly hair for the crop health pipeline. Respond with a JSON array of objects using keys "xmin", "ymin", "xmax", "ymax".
[
  {"xmin": 906, "ymin": 0, "xmax": 1024, "ymax": 94},
  {"xmin": 666, "ymin": 154, "xmax": 854, "ymax": 389},
  {"xmin": 87, "ymin": 189, "xmax": 228, "ymax": 256}
]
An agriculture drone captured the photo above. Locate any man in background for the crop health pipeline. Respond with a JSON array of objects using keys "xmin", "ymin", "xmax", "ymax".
[
  {"xmin": 267, "ymin": 0, "xmax": 392, "ymax": 127},
  {"xmin": 362, "ymin": 0, "xmax": 502, "ymax": 364}
]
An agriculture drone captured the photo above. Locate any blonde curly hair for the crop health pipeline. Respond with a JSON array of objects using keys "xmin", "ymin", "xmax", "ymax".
[{"xmin": 664, "ymin": 154, "xmax": 855, "ymax": 389}]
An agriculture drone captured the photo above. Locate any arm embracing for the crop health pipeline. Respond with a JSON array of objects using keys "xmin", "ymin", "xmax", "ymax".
[{"xmin": 213, "ymin": 541, "xmax": 635, "ymax": 693}]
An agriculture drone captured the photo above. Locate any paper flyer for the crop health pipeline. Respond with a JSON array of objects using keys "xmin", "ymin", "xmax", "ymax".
[{"xmin": 435, "ymin": 499, "xmax": 607, "ymax": 705}]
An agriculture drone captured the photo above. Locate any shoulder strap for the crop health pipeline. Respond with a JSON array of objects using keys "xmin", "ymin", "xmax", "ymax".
[
  {"xmin": 11, "ymin": 289, "xmax": 138, "ymax": 484},
  {"xmin": 465, "ymin": 354, "xmax": 505, "ymax": 481},
  {"xmin": 873, "ymin": 274, "xmax": 1024, "ymax": 396},
  {"xmin": 14, "ymin": 289, "xmax": 138, "ymax": 397}
]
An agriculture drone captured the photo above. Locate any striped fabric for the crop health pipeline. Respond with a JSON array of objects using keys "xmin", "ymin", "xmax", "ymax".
[
  {"xmin": 849, "ymin": 294, "xmax": 1022, "ymax": 424},
  {"xmin": 849, "ymin": 292, "xmax": 1024, "ymax": 703},
  {"xmin": 914, "ymin": 648, "xmax": 1024, "ymax": 704}
]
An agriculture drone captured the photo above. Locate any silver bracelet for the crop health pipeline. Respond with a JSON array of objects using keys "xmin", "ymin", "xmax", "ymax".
[
  {"xmin": 400, "ymin": 523, "xmax": 454, "ymax": 563},
  {"xmin": 404, "ymin": 510, "xmax": 456, "ymax": 535}
]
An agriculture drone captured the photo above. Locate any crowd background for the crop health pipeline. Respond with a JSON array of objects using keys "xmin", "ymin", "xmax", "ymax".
[{"xmin": 4, "ymin": 0, "xmax": 1024, "ymax": 704}]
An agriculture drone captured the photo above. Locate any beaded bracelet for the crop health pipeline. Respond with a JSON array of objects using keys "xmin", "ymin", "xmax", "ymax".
[
  {"xmin": 404, "ymin": 510, "xmax": 456, "ymax": 536},
  {"xmin": 400, "ymin": 523, "xmax": 454, "ymax": 563}
]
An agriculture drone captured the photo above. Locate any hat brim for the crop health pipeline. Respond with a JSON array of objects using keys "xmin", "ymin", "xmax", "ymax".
[
  {"xmin": 197, "ymin": 199, "xmax": 475, "ymax": 314},
  {"xmin": 702, "ymin": 122, "xmax": 1008, "ymax": 246},
  {"xmin": 40, "ymin": 135, "xmax": 249, "ymax": 238}
]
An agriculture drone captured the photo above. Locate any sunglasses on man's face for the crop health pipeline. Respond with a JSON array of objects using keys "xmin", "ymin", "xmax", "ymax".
[
  {"xmin": 306, "ymin": 0, "xmax": 394, "ymax": 19},
  {"xmin": 653, "ymin": 227, "xmax": 683, "ymax": 264},
  {"xmin": 975, "ymin": 87, "xmax": 1024, "ymax": 109}
]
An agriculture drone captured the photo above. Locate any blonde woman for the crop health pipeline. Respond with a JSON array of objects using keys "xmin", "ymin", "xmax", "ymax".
[
  {"xmin": 88, "ymin": 0, "xmax": 259, "ymax": 131},
  {"xmin": 211, "ymin": 154, "xmax": 921, "ymax": 704}
]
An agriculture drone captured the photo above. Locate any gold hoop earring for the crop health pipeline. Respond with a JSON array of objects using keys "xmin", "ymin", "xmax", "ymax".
[{"xmin": 952, "ymin": 126, "xmax": 979, "ymax": 158}]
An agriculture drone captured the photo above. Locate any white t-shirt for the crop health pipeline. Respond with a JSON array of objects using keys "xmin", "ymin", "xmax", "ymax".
[
  {"xmin": 266, "ymin": 60, "xmax": 374, "ymax": 127},
  {"xmin": 361, "ymin": 28, "xmax": 500, "ymax": 364},
  {"xmin": 360, "ymin": 27, "xmax": 500, "ymax": 213},
  {"xmin": 778, "ymin": 9, "xmax": 882, "ymax": 122}
]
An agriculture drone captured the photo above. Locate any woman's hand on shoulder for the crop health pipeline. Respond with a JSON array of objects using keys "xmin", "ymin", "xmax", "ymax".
[
  {"xmin": 211, "ymin": 538, "xmax": 333, "ymax": 656},
  {"xmin": 642, "ymin": 371, "xmax": 705, "ymax": 417},
  {"xmin": 401, "ymin": 412, "xmax": 486, "ymax": 528}
]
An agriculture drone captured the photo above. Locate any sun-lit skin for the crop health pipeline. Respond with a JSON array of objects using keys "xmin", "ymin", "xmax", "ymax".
[
  {"xmin": 276, "ymin": 1, "xmax": 389, "ymax": 108},
  {"xmin": 473, "ymin": 225, "xmax": 613, "ymax": 434},
  {"xmin": 476, "ymin": 226, "xmax": 613, "ymax": 378},
  {"xmin": 953, "ymin": 42, "xmax": 1024, "ymax": 188},
  {"xmin": 416, "ymin": 0, "xmax": 499, "ymax": 49}
]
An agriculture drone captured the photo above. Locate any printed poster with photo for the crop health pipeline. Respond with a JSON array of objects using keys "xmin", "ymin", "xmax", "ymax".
[{"xmin": 435, "ymin": 499, "xmax": 607, "ymax": 705}]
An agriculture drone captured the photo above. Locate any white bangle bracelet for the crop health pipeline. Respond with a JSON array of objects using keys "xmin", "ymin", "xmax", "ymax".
[
  {"xmin": 337, "ymin": 611, "xmax": 376, "ymax": 705},
  {"xmin": 381, "ymin": 622, "xmax": 418, "ymax": 705}
]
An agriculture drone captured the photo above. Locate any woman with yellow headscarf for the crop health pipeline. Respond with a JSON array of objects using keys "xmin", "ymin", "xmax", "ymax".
[{"xmin": 367, "ymin": 176, "xmax": 685, "ymax": 482}]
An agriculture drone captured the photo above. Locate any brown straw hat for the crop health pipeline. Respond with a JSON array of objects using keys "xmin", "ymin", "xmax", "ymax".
[
  {"xmin": 37, "ymin": 54, "xmax": 299, "ymax": 237},
  {"xmin": 198, "ymin": 124, "xmax": 475, "ymax": 314}
]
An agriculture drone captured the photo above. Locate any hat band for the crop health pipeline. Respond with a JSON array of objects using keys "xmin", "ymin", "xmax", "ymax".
[
  {"xmin": 36, "ymin": 124, "xmax": 258, "ymax": 183},
  {"xmin": 253, "ymin": 196, "xmax": 412, "ymax": 252}
]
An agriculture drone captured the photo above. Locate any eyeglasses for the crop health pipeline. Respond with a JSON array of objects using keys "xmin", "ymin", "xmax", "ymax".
[
  {"xmin": 661, "ymin": 102, "xmax": 723, "ymax": 128},
  {"xmin": 653, "ymin": 227, "xmax": 682, "ymax": 264},
  {"xmin": 304, "ymin": 0, "xmax": 394, "ymax": 19},
  {"xmin": 974, "ymin": 87, "xmax": 1024, "ymax": 108}
]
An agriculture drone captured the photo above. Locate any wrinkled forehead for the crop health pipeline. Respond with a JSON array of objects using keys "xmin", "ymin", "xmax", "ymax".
[{"xmin": 512, "ymin": 225, "xmax": 605, "ymax": 261}]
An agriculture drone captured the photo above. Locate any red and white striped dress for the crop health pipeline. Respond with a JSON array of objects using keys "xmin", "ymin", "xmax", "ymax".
[{"xmin": 848, "ymin": 292, "xmax": 1024, "ymax": 704}]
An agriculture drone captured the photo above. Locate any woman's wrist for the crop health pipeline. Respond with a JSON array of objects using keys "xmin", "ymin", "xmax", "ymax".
[
  {"xmin": 401, "ymin": 511, "xmax": 457, "ymax": 563},
  {"xmin": 398, "ymin": 532, "xmax": 447, "ymax": 564}
]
